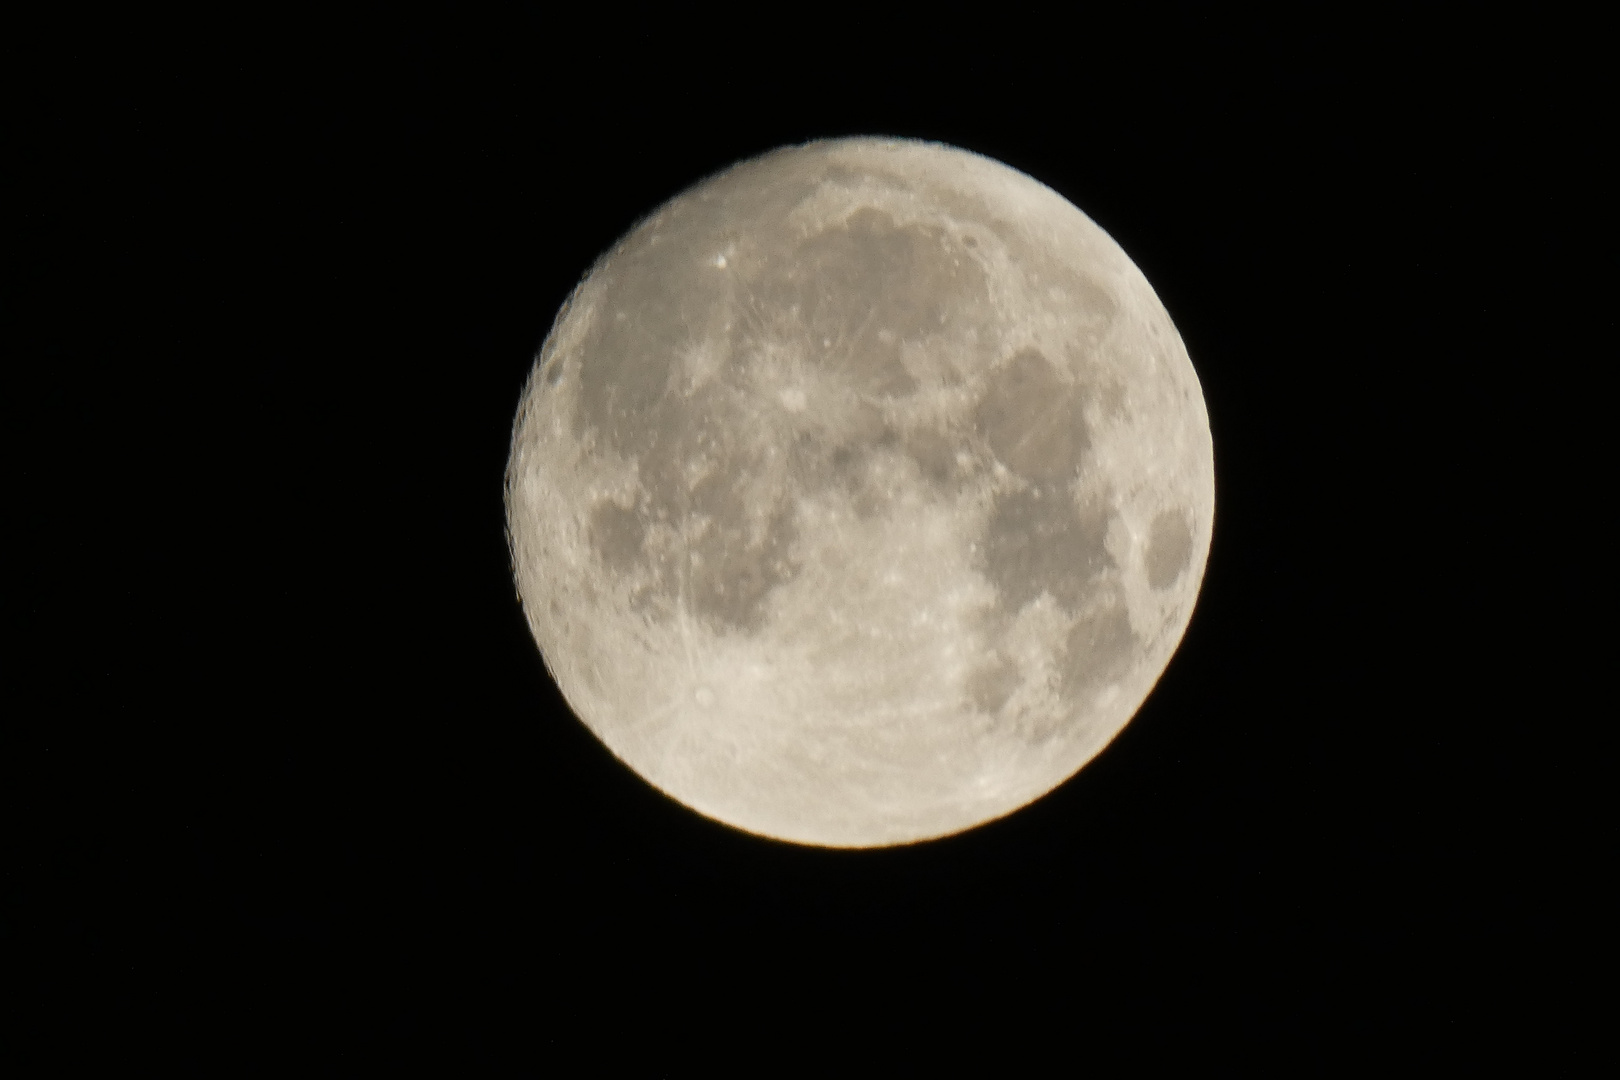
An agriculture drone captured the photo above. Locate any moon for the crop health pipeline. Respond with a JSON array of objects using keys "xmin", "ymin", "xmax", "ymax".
[{"xmin": 505, "ymin": 138, "xmax": 1213, "ymax": 847}]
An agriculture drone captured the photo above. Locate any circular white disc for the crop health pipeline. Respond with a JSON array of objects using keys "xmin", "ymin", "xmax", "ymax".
[{"xmin": 506, "ymin": 137, "xmax": 1213, "ymax": 847}]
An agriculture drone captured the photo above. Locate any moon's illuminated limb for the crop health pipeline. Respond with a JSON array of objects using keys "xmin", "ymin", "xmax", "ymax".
[{"xmin": 505, "ymin": 138, "xmax": 1213, "ymax": 847}]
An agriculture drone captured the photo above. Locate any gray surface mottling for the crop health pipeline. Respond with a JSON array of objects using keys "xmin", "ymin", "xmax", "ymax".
[{"xmin": 506, "ymin": 138, "xmax": 1214, "ymax": 847}]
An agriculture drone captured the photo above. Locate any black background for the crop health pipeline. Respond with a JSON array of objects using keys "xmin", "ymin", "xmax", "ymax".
[{"xmin": 18, "ymin": 8, "xmax": 1602, "ymax": 1068}]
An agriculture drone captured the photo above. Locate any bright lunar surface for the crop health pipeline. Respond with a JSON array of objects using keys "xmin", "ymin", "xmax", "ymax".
[{"xmin": 505, "ymin": 138, "xmax": 1213, "ymax": 847}]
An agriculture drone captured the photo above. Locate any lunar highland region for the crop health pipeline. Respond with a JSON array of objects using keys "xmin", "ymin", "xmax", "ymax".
[{"xmin": 505, "ymin": 138, "xmax": 1213, "ymax": 847}]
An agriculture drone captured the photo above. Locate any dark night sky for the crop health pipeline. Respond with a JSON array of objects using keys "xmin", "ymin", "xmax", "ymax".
[{"xmin": 17, "ymin": 9, "xmax": 1602, "ymax": 1067}]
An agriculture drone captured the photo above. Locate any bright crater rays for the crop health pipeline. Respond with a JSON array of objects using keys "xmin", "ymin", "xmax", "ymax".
[{"xmin": 505, "ymin": 138, "xmax": 1213, "ymax": 847}]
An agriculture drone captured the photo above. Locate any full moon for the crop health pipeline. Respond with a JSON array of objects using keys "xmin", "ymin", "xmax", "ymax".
[{"xmin": 505, "ymin": 138, "xmax": 1213, "ymax": 847}]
